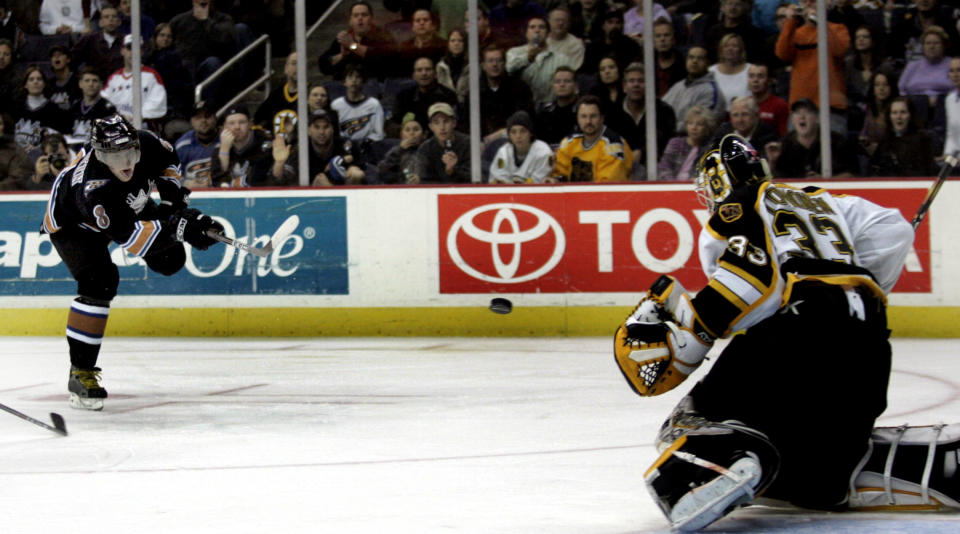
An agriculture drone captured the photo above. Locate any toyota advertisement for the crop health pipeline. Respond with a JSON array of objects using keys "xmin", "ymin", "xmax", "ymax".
[{"xmin": 438, "ymin": 188, "xmax": 931, "ymax": 294}]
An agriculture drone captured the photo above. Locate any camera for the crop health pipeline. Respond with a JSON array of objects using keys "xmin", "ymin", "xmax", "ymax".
[{"xmin": 49, "ymin": 153, "xmax": 67, "ymax": 170}]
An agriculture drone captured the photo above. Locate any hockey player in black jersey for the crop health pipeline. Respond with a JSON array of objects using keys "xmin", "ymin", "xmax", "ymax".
[
  {"xmin": 42, "ymin": 114, "xmax": 224, "ymax": 410},
  {"xmin": 614, "ymin": 134, "xmax": 960, "ymax": 530}
]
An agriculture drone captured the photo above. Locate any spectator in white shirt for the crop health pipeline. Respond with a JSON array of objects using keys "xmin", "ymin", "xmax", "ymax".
[
  {"xmin": 101, "ymin": 35, "xmax": 168, "ymax": 122},
  {"xmin": 39, "ymin": 0, "xmax": 95, "ymax": 36},
  {"xmin": 546, "ymin": 6, "xmax": 584, "ymax": 71}
]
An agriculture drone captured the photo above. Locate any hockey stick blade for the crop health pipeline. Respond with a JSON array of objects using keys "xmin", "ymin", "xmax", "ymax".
[
  {"xmin": 269, "ymin": 214, "xmax": 300, "ymax": 249},
  {"xmin": 0, "ymin": 402, "xmax": 68, "ymax": 436},
  {"xmin": 205, "ymin": 215, "xmax": 300, "ymax": 258},
  {"xmin": 912, "ymin": 152, "xmax": 958, "ymax": 230}
]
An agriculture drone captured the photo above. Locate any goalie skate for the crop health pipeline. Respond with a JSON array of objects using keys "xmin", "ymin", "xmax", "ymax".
[{"xmin": 68, "ymin": 366, "xmax": 107, "ymax": 411}]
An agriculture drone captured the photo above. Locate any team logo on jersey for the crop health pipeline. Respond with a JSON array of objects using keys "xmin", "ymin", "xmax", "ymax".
[
  {"xmin": 126, "ymin": 189, "xmax": 149, "ymax": 213},
  {"xmin": 83, "ymin": 179, "xmax": 109, "ymax": 195},
  {"xmin": 718, "ymin": 203, "xmax": 742, "ymax": 223}
]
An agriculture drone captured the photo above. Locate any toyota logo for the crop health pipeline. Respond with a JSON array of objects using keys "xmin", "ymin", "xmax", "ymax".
[{"xmin": 446, "ymin": 203, "xmax": 565, "ymax": 283}]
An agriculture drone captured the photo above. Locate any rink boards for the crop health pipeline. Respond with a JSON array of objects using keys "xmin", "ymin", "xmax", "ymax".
[{"xmin": 0, "ymin": 180, "xmax": 957, "ymax": 337}]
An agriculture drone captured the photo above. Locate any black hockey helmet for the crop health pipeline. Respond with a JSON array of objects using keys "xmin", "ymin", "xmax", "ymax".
[
  {"xmin": 718, "ymin": 133, "xmax": 770, "ymax": 188},
  {"xmin": 91, "ymin": 114, "xmax": 140, "ymax": 153}
]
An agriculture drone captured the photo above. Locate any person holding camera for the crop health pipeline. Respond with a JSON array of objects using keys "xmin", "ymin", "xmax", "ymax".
[
  {"xmin": 774, "ymin": 0, "xmax": 851, "ymax": 134},
  {"xmin": 29, "ymin": 133, "xmax": 74, "ymax": 190}
]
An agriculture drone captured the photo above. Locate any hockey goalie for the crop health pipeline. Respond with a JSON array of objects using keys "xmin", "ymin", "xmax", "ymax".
[{"xmin": 614, "ymin": 134, "xmax": 960, "ymax": 530}]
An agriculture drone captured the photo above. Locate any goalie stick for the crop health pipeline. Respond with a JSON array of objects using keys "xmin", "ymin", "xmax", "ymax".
[
  {"xmin": 912, "ymin": 152, "xmax": 958, "ymax": 230},
  {"xmin": 0, "ymin": 402, "xmax": 68, "ymax": 436},
  {"xmin": 206, "ymin": 214, "xmax": 300, "ymax": 257}
]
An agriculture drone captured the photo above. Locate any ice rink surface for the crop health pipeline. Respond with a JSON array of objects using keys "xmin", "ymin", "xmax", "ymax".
[{"xmin": 0, "ymin": 336, "xmax": 958, "ymax": 533}]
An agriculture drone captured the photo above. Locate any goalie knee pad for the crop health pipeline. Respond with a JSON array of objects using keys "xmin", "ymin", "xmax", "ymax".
[
  {"xmin": 645, "ymin": 420, "xmax": 780, "ymax": 531},
  {"xmin": 849, "ymin": 424, "xmax": 960, "ymax": 510}
]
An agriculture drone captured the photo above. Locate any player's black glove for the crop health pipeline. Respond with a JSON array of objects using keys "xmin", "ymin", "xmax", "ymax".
[{"xmin": 171, "ymin": 208, "xmax": 223, "ymax": 250}]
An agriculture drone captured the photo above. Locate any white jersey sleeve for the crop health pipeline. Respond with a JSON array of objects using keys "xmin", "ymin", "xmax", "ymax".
[{"xmin": 830, "ymin": 193, "xmax": 914, "ymax": 293}]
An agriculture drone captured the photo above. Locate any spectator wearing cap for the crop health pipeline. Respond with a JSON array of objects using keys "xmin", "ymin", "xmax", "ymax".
[
  {"xmin": 281, "ymin": 109, "xmax": 365, "ymax": 187},
  {"xmin": 412, "ymin": 102, "xmax": 471, "ymax": 183},
  {"xmin": 554, "ymin": 95, "xmax": 634, "ymax": 182},
  {"xmin": 101, "ymin": 34, "xmax": 168, "ymax": 124},
  {"xmin": 377, "ymin": 112, "xmax": 424, "ymax": 184},
  {"xmin": 255, "ymin": 51, "xmax": 300, "ymax": 140},
  {"xmin": 70, "ymin": 5, "xmax": 124, "ymax": 81},
  {"xmin": 506, "ymin": 16, "xmax": 574, "ymax": 108},
  {"xmin": 331, "ymin": 64, "xmax": 384, "ymax": 164},
  {"xmin": 766, "ymin": 98, "xmax": 858, "ymax": 178},
  {"xmin": 318, "ymin": 1, "xmax": 397, "ymax": 81},
  {"xmin": 48, "ymin": 45, "xmax": 81, "ymax": 111},
  {"xmin": 66, "ymin": 66, "xmax": 116, "ymax": 146},
  {"xmin": 175, "ymin": 101, "xmax": 220, "ymax": 188},
  {"xmin": 489, "ymin": 110, "xmax": 554, "ymax": 184},
  {"xmin": 390, "ymin": 56, "xmax": 458, "ymax": 137},
  {"xmin": 39, "ymin": 0, "xmax": 92, "ymax": 36},
  {"xmin": 210, "ymin": 105, "xmax": 277, "ymax": 187}
]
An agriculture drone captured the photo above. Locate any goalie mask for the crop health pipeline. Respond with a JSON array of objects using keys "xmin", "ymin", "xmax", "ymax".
[{"xmin": 695, "ymin": 134, "xmax": 770, "ymax": 213}]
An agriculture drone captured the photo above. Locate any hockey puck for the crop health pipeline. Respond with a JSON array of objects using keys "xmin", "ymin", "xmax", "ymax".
[{"xmin": 489, "ymin": 298, "xmax": 513, "ymax": 314}]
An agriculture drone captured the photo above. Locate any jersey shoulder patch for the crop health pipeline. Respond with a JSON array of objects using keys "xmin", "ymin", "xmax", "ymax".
[
  {"xmin": 83, "ymin": 179, "xmax": 110, "ymax": 196},
  {"xmin": 718, "ymin": 202, "xmax": 743, "ymax": 223}
]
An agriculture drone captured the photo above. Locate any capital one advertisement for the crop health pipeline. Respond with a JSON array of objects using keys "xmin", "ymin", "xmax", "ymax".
[
  {"xmin": 437, "ymin": 188, "xmax": 931, "ymax": 294},
  {"xmin": 0, "ymin": 195, "xmax": 348, "ymax": 296}
]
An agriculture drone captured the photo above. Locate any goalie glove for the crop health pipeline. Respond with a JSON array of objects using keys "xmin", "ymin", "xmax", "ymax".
[{"xmin": 615, "ymin": 275, "xmax": 715, "ymax": 397}]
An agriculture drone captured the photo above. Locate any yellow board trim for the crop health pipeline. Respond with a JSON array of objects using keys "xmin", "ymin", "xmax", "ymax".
[{"xmin": 0, "ymin": 306, "xmax": 956, "ymax": 337}]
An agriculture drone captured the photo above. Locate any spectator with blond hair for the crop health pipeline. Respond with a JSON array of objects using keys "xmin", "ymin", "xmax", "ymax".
[{"xmin": 657, "ymin": 105, "xmax": 716, "ymax": 181}]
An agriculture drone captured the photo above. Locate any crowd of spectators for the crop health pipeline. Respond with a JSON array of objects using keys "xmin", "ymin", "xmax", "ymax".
[{"xmin": 2, "ymin": 0, "xmax": 960, "ymax": 190}]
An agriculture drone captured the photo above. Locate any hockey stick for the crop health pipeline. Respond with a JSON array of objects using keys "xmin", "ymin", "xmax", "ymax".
[
  {"xmin": 912, "ymin": 153, "xmax": 958, "ymax": 230},
  {"xmin": 0, "ymin": 402, "xmax": 68, "ymax": 436},
  {"xmin": 206, "ymin": 214, "xmax": 300, "ymax": 257}
]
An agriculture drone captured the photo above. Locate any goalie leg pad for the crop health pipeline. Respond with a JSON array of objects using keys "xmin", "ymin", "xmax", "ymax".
[
  {"xmin": 645, "ymin": 421, "xmax": 781, "ymax": 531},
  {"xmin": 849, "ymin": 423, "xmax": 960, "ymax": 510}
]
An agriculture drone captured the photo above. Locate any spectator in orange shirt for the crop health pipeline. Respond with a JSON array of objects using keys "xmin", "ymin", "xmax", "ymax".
[{"xmin": 775, "ymin": 0, "xmax": 850, "ymax": 134}]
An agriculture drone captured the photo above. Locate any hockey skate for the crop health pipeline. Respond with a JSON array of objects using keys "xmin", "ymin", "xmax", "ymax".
[{"xmin": 68, "ymin": 366, "xmax": 107, "ymax": 411}]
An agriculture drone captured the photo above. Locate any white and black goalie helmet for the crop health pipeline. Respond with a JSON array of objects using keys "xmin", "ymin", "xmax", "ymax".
[{"xmin": 695, "ymin": 134, "xmax": 770, "ymax": 213}]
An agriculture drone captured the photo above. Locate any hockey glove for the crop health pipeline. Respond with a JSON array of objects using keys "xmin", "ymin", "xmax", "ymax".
[
  {"xmin": 171, "ymin": 208, "xmax": 223, "ymax": 251},
  {"xmin": 614, "ymin": 275, "xmax": 714, "ymax": 397}
]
